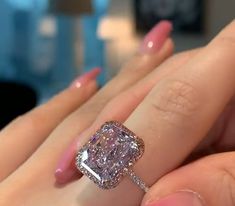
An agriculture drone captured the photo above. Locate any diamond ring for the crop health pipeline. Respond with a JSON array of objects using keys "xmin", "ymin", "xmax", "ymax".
[{"xmin": 75, "ymin": 121, "xmax": 149, "ymax": 193}]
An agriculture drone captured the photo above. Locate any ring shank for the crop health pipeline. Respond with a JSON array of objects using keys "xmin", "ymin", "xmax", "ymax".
[{"xmin": 127, "ymin": 169, "xmax": 149, "ymax": 193}]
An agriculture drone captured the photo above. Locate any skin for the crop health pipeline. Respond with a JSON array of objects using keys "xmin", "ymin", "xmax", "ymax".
[
  {"xmin": 1, "ymin": 20, "xmax": 235, "ymax": 206},
  {"xmin": 0, "ymin": 71, "xmax": 99, "ymax": 180},
  {"xmin": 0, "ymin": 36, "xmax": 174, "ymax": 205}
]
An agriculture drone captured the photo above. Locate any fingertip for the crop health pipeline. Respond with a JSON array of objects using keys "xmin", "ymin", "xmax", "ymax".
[
  {"xmin": 140, "ymin": 20, "xmax": 173, "ymax": 55},
  {"xmin": 160, "ymin": 38, "xmax": 175, "ymax": 56},
  {"xmin": 55, "ymin": 168, "xmax": 79, "ymax": 184},
  {"xmin": 70, "ymin": 67, "xmax": 101, "ymax": 89}
]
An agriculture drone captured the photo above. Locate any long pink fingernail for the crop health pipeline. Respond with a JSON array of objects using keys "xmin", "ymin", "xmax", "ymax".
[
  {"xmin": 70, "ymin": 67, "xmax": 101, "ymax": 89},
  {"xmin": 145, "ymin": 191, "xmax": 204, "ymax": 206},
  {"xmin": 55, "ymin": 138, "xmax": 79, "ymax": 184},
  {"xmin": 140, "ymin": 20, "xmax": 173, "ymax": 54}
]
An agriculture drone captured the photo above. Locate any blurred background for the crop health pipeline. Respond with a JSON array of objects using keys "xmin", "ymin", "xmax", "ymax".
[{"xmin": 0, "ymin": 0, "xmax": 234, "ymax": 128}]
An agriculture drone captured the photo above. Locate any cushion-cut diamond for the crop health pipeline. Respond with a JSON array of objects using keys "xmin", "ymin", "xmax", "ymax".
[{"xmin": 75, "ymin": 121, "xmax": 144, "ymax": 189}]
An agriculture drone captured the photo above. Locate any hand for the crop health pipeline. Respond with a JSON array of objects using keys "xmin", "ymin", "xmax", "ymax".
[
  {"xmin": 56, "ymin": 20, "xmax": 235, "ymax": 206},
  {"xmin": 0, "ymin": 21, "xmax": 173, "ymax": 205},
  {"xmin": 2, "ymin": 20, "xmax": 235, "ymax": 206}
]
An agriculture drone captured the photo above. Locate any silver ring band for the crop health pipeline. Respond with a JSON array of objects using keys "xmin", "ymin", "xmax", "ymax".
[{"xmin": 127, "ymin": 169, "xmax": 149, "ymax": 193}]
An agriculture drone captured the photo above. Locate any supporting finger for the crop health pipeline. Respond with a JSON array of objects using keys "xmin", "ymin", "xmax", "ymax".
[{"xmin": 142, "ymin": 152, "xmax": 235, "ymax": 206}]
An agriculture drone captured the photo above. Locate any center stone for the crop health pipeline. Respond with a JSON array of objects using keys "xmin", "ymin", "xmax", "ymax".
[{"xmin": 75, "ymin": 121, "xmax": 144, "ymax": 189}]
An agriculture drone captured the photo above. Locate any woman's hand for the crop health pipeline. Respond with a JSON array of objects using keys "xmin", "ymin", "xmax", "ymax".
[
  {"xmin": 0, "ymin": 21, "xmax": 173, "ymax": 205},
  {"xmin": 1, "ymin": 19, "xmax": 235, "ymax": 206},
  {"xmin": 69, "ymin": 20, "xmax": 235, "ymax": 206}
]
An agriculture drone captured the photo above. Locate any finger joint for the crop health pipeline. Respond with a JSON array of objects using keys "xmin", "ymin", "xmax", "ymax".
[{"xmin": 149, "ymin": 79, "xmax": 202, "ymax": 127}]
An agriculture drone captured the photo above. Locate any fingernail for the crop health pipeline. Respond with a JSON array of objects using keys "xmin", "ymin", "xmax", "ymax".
[
  {"xmin": 145, "ymin": 191, "xmax": 204, "ymax": 206},
  {"xmin": 70, "ymin": 67, "xmax": 101, "ymax": 89},
  {"xmin": 55, "ymin": 138, "xmax": 79, "ymax": 184},
  {"xmin": 140, "ymin": 20, "xmax": 173, "ymax": 54}
]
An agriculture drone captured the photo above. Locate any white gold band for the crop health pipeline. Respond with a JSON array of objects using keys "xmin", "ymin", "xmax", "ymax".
[{"xmin": 127, "ymin": 169, "xmax": 149, "ymax": 193}]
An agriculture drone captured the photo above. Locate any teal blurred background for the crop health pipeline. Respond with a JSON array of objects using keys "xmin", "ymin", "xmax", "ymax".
[{"xmin": 0, "ymin": 0, "xmax": 234, "ymax": 128}]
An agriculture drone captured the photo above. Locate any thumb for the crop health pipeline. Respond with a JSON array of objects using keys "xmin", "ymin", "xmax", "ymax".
[{"xmin": 141, "ymin": 152, "xmax": 235, "ymax": 206}]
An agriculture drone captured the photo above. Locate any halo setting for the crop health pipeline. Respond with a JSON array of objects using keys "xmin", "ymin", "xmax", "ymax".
[{"xmin": 75, "ymin": 121, "xmax": 144, "ymax": 189}]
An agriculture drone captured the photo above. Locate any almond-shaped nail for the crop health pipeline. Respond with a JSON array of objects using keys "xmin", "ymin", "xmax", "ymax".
[
  {"xmin": 70, "ymin": 67, "xmax": 101, "ymax": 89},
  {"xmin": 140, "ymin": 20, "xmax": 173, "ymax": 55},
  {"xmin": 145, "ymin": 191, "xmax": 204, "ymax": 206},
  {"xmin": 55, "ymin": 138, "xmax": 79, "ymax": 184}
]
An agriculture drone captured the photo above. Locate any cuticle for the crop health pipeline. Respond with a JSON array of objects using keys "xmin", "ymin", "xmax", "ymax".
[{"xmin": 177, "ymin": 189, "xmax": 206, "ymax": 205}]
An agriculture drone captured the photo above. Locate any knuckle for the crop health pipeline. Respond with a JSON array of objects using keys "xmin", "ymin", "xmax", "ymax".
[{"xmin": 149, "ymin": 79, "xmax": 202, "ymax": 126}]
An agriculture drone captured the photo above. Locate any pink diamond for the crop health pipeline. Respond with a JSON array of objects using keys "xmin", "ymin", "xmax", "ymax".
[{"xmin": 75, "ymin": 121, "xmax": 144, "ymax": 189}]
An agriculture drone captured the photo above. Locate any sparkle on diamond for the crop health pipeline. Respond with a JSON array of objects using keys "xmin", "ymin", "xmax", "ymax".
[{"xmin": 76, "ymin": 121, "xmax": 144, "ymax": 189}]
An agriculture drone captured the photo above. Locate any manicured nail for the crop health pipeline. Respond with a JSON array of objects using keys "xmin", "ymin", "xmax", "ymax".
[
  {"xmin": 145, "ymin": 191, "xmax": 204, "ymax": 206},
  {"xmin": 140, "ymin": 20, "xmax": 173, "ymax": 54},
  {"xmin": 70, "ymin": 67, "xmax": 101, "ymax": 89},
  {"xmin": 55, "ymin": 138, "xmax": 79, "ymax": 184}
]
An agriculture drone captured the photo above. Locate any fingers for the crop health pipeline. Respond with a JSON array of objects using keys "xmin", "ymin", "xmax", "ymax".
[
  {"xmin": 141, "ymin": 152, "xmax": 235, "ymax": 206},
  {"xmin": 0, "ymin": 21, "xmax": 173, "ymax": 204},
  {"xmin": 54, "ymin": 47, "xmax": 199, "ymax": 184},
  {"xmin": 0, "ymin": 68, "xmax": 100, "ymax": 181},
  {"xmin": 40, "ymin": 49, "xmax": 199, "ymax": 205},
  {"xmin": 130, "ymin": 18, "xmax": 235, "ymax": 182},
  {"xmin": 1, "ymin": 21, "xmax": 174, "ymax": 188},
  {"xmin": 51, "ymin": 40, "xmax": 173, "ymax": 183},
  {"xmin": 51, "ymin": 24, "xmax": 174, "ymax": 183},
  {"xmin": 75, "ymin": 20, "xmax": 235, "ymax": 206}
]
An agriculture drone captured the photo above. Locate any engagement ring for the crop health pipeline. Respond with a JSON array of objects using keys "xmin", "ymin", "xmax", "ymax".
[{"xmin": 75, "ymin": 121, "xmax": 149, "ymax": 192}]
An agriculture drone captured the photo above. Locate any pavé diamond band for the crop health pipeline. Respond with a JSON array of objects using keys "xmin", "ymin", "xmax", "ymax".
[{"xmin": 75, "ymin": 121, "xmax": 149, "ymax": 193}]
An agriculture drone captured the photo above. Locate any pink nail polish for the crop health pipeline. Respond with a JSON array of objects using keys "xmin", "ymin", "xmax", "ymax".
[
  {"xmin": 55, "ymin": 138, "xmax": 79, "ymax": 184},
  {"xmin": 145, "ymin": 191, "xmax": 204, "ymax": 206},
  {"xmin": 140, "ymin": 20, "xmax": 173, "ymax": 54},
  {"xmin": 70, "ymin": 67, "xmax": 101, "ymax": 89}
]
